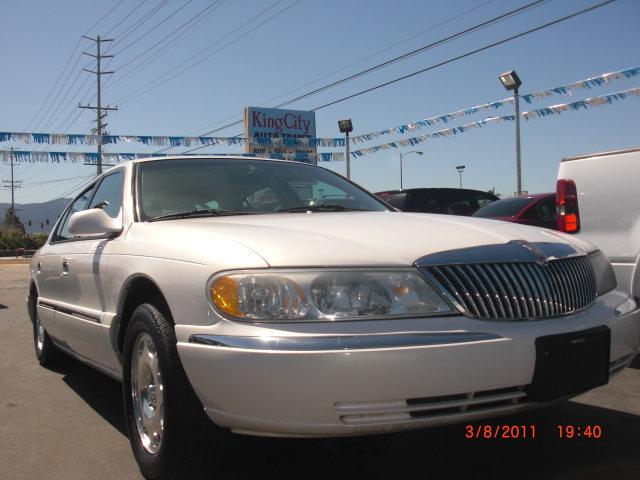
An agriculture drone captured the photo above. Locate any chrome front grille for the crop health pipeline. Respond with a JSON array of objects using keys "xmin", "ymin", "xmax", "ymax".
[{"xmin": 422, "ymin": 256, "xmax": 596, "ymax": 320}]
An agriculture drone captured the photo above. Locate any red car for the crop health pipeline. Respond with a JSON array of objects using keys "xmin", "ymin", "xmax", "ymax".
[{"xmin": 472, "ymin": 193, "xmax": 557, "ymax": 229}]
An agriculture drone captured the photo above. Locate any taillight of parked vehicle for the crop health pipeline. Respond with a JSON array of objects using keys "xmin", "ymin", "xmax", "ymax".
[{"xmin": 556, "ymin": 179, "xmax": 580, "ymax": 233}]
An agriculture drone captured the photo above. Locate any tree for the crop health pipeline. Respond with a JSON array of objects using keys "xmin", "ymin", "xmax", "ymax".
[
  {"xmin": 487, "ymin": 187, "xmax": 502, "ymax": 199},
  {"xmin": 3, "ymin": 209, "xmax": 25, "ymax": 234}
]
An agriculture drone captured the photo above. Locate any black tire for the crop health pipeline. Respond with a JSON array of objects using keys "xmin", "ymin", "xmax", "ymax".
[
  {"xmin": 33, "ymin": 307, "xmax": 62, "ymax": 366},
  {"xmin": 122, "ymin": 303, "xmax": 224, "ymax": 480}
]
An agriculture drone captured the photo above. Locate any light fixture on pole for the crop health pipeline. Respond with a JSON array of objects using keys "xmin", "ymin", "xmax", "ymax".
[
  {"xmin": 338, "ymin": 119, "xmax": 353, "ymax": 179},
  {"xmin": 456, "ymin": 165, "xmax": 466, "ymax": 189},
  {"xmin": 499, "ymin": 69, "xmax": 523, "ymax": 196},
  {"xmin": 399, "ymin": 150, "xmax": 423, "ymax": 190}
]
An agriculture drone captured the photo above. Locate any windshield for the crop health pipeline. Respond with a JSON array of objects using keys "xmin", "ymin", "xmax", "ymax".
[
  {"xmin": 136, "ymin": 158, "xmax": 388, "ymax": 220},
  {"xmin": 472, "ymin": 196, "xmax": 533, "ymax": 218}
]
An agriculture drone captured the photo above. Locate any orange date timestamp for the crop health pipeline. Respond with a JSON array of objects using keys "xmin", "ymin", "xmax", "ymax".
[
  {"xmin": 465, "ymin": 425, "xmax": 537, "ymax": 439},
  {"xmin": 557, "ymin": 425, "xmax": 603, "ymax": 439},
  {"xmin": 465, "ymin": 424, "xmax": 604, "ymax": 439}
]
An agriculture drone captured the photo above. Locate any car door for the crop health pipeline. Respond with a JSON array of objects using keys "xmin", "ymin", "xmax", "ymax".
[
  {"xmin": 48, "ymin": 170, "xmax": 124, "ymax": 368},
  {"xmin": 36, "ymin": 185, "xmax": 96, "ymax": 341}
]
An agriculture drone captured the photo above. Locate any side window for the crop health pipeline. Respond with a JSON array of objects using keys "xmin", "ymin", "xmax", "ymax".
[
  {"xmin": 53, "ymin": 186, "xmax": 96, "ymax": 242},
  {"xmin": 445, "ymin": 191, "xmax": 475, "ymax": 216},
  {"xmin": 538, "ymin": 197, "xmax": 556, "ymax": 220},
  {"xmin": 89, "ymin": 171, "xmax": 124, "ymax": 218}
]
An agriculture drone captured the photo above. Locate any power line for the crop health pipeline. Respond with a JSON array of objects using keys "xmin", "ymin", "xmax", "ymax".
[
  {"xmin": 25, "ymin": 0, "xmax": 126, "ymax": 132},
  {"xmin": 23, "ymin": 39, "xmax": 82, "ymax": 132},
  {"xmin": 113, "ymin": 0, "xmax": 300, "ymax": 106},
  {"xmin": 106, "ymin": 0, "xmax": 172, "ymax": 52},
  {"xmin": 104, "ymin": 0, "xmax": 227, "ymax": 91},
  {"xmin": 53, "ymin": 175, "xmax": 96, "ymax": 201},
  {"xmin": 180, "ymin": 0, "xmax": 617, "ymax": 155},
  {"xmin": 179, "ymin": 0, "xmax": 502, "ymax": 139},
  {"xmin": 309, "ymin": 0, "xmax": 617, "ymax": 111},
  {"xmin": 45, "ymin": 0, "xmax": 150, "ymax": 133},
  {"xmin": 255, "ymin": 0, "xmax": 552, "ymax": 114},
  {"xmin": 103, "ymin": 0, "xmax": 148, "ymax": 36},
  {"xmin": 6, "ymin": 175, "xmax": 93, "ymax": 189},
  {"xmin": 110, "ymin": 0, "xmax": 193, "ymax": 56},
  {"xmin": 176, "ymin": 0, "xmax": 551, "ymax": 146}
]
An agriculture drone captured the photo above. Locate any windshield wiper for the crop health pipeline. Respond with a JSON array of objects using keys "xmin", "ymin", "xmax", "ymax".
[
  {"xmin": 276, "ymin": 204, "xmax": 367, "ymax": 213},
  {"xmin": 147, "ymin": 208, "xmax": 248, "ymax": 222}
]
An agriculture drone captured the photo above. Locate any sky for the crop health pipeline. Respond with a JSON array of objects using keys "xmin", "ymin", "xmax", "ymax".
[{"xmin": 1, "ymin": 0, "xmax": 639, "ymax": 204}]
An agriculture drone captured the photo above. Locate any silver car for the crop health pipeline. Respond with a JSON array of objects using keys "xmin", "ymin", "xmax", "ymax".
[{"xmin": 27, "ymin": 156, "xmax": 640, "ymax": 479}]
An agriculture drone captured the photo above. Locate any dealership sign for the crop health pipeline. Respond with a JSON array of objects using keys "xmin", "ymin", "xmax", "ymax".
[{"xmin": 243, "ymin": 107, "xmax": 317, "ymax": 162}]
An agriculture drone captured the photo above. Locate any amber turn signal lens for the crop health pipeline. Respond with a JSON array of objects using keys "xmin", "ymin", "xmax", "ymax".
[{"xmin": 210, "ymin": 276, "xmax": 241, "ymax": 317}]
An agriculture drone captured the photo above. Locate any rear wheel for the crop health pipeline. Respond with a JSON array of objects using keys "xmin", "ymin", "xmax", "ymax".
[
  {"xmin": 33, "ymin": 308, "xmax": 61, "ymax": 366},
  {"xmin": 122, "ymin": 303, "xmax": 223, "ymax": 479}
]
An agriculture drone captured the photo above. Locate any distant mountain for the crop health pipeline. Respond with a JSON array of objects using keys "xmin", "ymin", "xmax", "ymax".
[{"xmin": 1, "ymin": 198, "xmax": 71, "ymax": 234}]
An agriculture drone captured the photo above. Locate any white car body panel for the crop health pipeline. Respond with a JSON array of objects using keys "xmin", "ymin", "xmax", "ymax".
[{"xmin": 28, "ymin": 156, "xmax": 640, "ymax": 438}]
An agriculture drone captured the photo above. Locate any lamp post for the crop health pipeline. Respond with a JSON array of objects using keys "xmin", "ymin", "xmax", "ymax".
[
  {"xmin": 456, "ymin": 165, "xmax": 465, "ymax": 188},
  {"xmin": 338, "ymin": 119, "xmax": 353, "ymax": 179},
  {"xmin": 499, "ymin": 70, "xmax": 523, "ymax": 196},
  {"xmin": 399, "ymin": 150, "xmax": 423, "ymax": 190}
]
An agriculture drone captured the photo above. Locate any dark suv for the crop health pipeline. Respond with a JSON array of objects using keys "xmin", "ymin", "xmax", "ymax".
[{"xmin": 375, "ymin": 188, "xmax": 498, "ymax": 216}]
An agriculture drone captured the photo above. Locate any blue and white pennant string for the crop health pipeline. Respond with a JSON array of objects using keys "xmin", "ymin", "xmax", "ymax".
[
  {"xmin": 2, "ymin": 87, "xmax": 638, "ymax": 163},
  {"xmin": 2, "ymin": 67, "xmax": 637, "ymax": 150}
]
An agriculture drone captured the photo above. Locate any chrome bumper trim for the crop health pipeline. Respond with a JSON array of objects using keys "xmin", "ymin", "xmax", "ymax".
[{"xmin": 188, "ymin": 332, "xmax": 502, "ymax": 351}]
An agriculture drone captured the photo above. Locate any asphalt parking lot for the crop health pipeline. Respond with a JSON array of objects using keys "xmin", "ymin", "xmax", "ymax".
[{"xmin": 1, "ymin": 262, "xmax": 639, "ymax": 480}]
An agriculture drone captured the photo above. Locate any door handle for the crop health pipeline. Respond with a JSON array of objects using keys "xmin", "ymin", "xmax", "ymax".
[{"xmin": 62, "ymin": 259, "xmax": 70, "ymax": 277}]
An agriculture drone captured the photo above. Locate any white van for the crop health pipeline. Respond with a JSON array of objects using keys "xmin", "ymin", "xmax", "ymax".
[{"xmin": 557, "ymin": 147, "xmax": 640, "ymax": 297}]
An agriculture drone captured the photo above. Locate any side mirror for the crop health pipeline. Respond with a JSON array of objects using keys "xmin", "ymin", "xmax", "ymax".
[{"xmin": 68, "ymin": 208, "xmax": 122, "ymax": 237}]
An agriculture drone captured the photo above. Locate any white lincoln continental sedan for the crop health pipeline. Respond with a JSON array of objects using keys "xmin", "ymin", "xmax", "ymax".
[{"xmin": 28, "ymin": 156, "xmax": 639, "ymax": 479}]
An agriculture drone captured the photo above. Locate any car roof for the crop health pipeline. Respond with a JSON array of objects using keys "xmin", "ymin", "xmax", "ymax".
[
  {"xmin": 130, "ymin": 155, "xmax": 298, "ymax": 165},
  {"xmin": 375, "ymin": 188, "xmax": 496, "ymax": 195}
]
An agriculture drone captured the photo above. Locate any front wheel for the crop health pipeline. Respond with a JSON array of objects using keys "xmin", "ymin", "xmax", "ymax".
[
  {"xmin": 33, "ymin": 309, "xmax": 61, "ymax": 366},
  {"xmin": 122, "ymin": 303, "xmax": 223, "ymax": 480}
]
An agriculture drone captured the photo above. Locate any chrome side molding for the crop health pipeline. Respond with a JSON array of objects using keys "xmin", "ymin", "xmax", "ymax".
[{"xmin": 188, "ymin": 332, "xmax": 502, "ymax": 351}]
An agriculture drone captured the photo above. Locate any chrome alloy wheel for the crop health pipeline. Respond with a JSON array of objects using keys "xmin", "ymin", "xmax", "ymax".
[
  {"xmin": 131, "ymin": 332, "xmax": 164, "ymax": 454},
  {"xmin": 35, "ymin": 314, "xmax": 45, "ymax": 352}
]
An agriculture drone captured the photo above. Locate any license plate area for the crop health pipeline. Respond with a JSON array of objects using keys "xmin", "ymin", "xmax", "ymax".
[{"xmin": 526, "ymin": 326, "xmax": 610, "ymax": 401}]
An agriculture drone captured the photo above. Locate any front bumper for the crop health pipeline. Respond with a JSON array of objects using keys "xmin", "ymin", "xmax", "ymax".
[{"xmin": 176, "ymin": 290, "xmax": 640, "ymax": 437}]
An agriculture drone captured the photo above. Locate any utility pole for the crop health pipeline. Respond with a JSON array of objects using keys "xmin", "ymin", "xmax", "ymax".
[
  {"xmin": 80, "ymin": 35, "xmax": 117, "ymax": 176},
  {"xmin": 2, "ymin": 148, "xmax": 22, "ymax": 227}
]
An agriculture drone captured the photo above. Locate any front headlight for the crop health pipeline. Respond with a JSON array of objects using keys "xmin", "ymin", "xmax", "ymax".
[
  {"xmin": 209, "ymin": 269, "xmax": 454, "ymax": 321},
  {"xmin": 588, "ymin": 250, "xmax": 617, "ymax": 295}
]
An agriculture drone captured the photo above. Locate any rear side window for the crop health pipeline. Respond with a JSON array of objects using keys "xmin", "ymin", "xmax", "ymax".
[
  {"xmin": 442, "ymin": 190, "xmax": 477, "ymax": 216},
  {"xmin": 538, "ymin": 196, "xmax": 556, "ymax": 220},
  {"xmin": 89, "ymin": 171, "xmax": 124, "ymax": 218},
  {"xmin": 52, "ymin": 186, "xmax": 96, "ymax": 242},
  {"xmin": 472, "ymin": 197, "xmax": 533, "ymax": 218},
  {"xmin": 407, "ymin": 191, "xmax": 444, "ymax": 213}
]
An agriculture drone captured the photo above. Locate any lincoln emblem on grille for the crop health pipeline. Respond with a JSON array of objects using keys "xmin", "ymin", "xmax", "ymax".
[{"xmin": 510, "ymin": 240, "xmax": 548, "ymax": 266}]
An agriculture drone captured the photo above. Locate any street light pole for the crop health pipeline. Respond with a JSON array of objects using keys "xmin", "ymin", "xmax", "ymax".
[
  {"xmin": 338, "ymin": 119, "xmax": 353, "ymax": 179},
  {"xmin": 514, "ymin": 87, "xmax": 522, "ymax": 196},
  {"xmin": 345, "ymin": 131, "xmax": 350, "ymax": 179},
  {"xmin": 399, "ymin": 150, "xmax": 423, "ymax": 190},
  {"xmin": 499, "ymin": 70, "xmax": 523, "ymax": 196},
  {"xmin": 456, "ymin": 165, "xmax": 466, "ymax": 189}
]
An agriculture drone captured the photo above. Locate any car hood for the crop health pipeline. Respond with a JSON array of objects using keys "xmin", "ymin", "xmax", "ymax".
[{"xmin": 131, "ymin": 212, "xmax": 595, "ymax": 268}]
